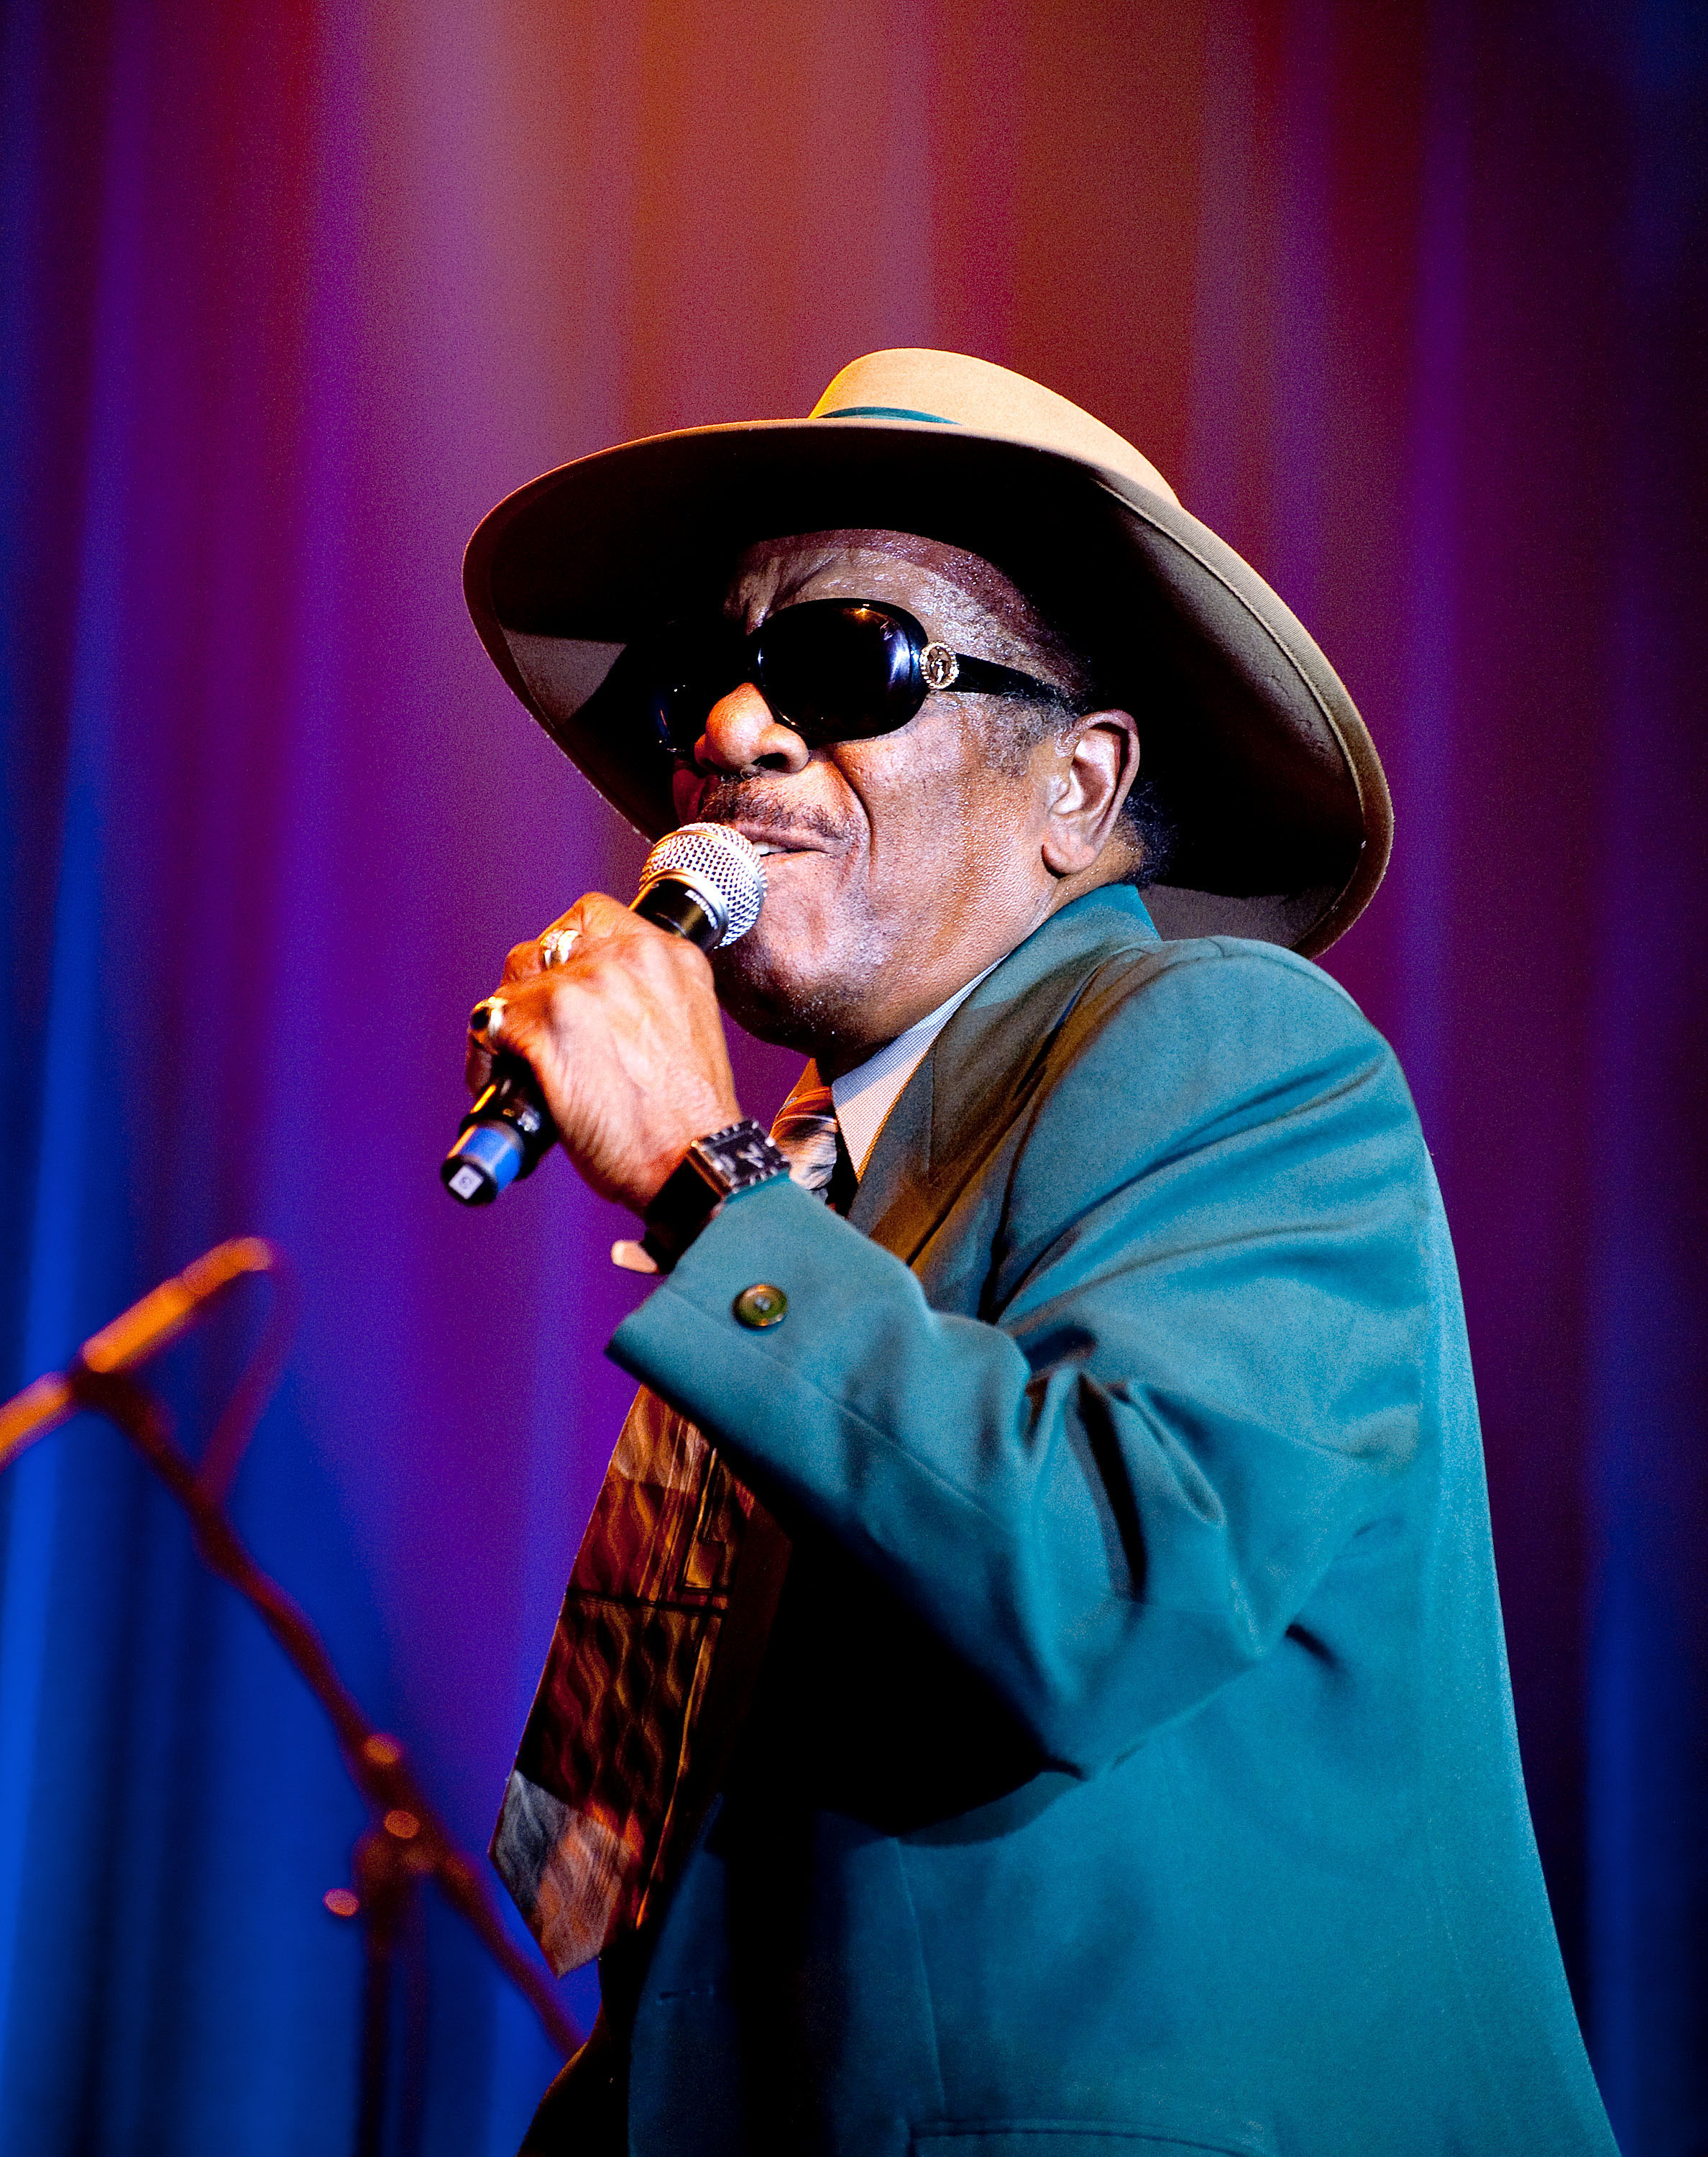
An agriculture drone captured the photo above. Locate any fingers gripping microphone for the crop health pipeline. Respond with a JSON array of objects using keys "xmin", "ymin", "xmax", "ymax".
[{"xmin": 440, "ymin": 823, "xmax": 768, "ymax": 1206}]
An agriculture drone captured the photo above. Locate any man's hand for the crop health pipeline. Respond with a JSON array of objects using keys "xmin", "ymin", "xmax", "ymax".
[{"xmin": 465, "ymin": 892, "xmax": 742, "ymax": 1213}]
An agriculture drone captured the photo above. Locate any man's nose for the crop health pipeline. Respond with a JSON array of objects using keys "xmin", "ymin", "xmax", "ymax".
[{"xmin": 693, "ymin": 683, "xmax": 812, "ymax": 776}]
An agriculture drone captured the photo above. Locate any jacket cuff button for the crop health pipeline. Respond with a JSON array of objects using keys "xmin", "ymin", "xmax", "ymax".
[{"xmin": 733, "ymin": 1283, "xmax": 787, "ymax": 1329}]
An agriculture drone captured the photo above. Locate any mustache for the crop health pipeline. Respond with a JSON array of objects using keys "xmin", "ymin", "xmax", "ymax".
[{"xmin": 687, "ymin": 779, "xmax": 851, "ymax": 847}]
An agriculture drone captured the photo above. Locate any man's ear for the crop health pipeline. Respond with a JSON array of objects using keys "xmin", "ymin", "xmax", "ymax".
[{"xmin": 1039, "ymin": 710, "xmax": 1141, "ymax": 877}]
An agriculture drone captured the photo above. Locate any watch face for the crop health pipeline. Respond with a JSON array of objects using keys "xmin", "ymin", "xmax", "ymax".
[
  {"xmin": 693, "ymin": 1121, "xmax": 789, "ymax": 1194},
  {"xmin": 642, "ymin": 1120, "xmax": 789, "ymax": 1274}
]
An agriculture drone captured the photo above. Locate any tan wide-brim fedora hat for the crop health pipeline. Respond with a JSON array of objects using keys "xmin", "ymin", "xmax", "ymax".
[{"xmin": 464, "ymin": 349, "xmax": 1391, "ymax": 955}]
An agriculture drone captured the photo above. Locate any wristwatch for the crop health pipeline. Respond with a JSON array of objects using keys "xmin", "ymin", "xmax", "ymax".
[{"xmin": 638, "ymin": 1119, "xmax": 791, "ymax": 1272}]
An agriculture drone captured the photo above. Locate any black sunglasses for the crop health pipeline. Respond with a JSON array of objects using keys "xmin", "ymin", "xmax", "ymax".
[{"xmin": 628, "ymin": 597, "xmax": 1074, "ymax": 758}]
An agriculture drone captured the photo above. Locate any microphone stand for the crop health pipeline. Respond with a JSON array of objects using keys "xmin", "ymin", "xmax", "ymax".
[{"xmin": 63, "ymin": 1363, "xmax": 582, "ymax": 2157}]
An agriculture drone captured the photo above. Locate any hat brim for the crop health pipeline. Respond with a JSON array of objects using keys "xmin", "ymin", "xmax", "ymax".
[{"xmin": 463, "ymin": 416, "xmax": 1391, "ymax": 956}]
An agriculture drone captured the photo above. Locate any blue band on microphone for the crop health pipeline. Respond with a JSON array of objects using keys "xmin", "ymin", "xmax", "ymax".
[{"xmin": 443, "ymin": 1120, "xmax": 525, "ymax": 1204}]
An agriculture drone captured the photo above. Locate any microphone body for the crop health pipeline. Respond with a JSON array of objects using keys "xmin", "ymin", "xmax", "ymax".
[{"xmin": 441, "ymin": 825, "xmax": 767, "ymax": 1208}]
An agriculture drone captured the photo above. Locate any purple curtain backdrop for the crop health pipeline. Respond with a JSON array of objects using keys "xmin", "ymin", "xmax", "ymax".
[{"xmin": 1, "ymin": 1, "xmax": 1703, "ymax": 2151}]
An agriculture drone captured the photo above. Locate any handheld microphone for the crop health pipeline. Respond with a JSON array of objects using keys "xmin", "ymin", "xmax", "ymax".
[{"xmin": 440, "ymin": 823, "xmax": 768, "ymax": 1207}]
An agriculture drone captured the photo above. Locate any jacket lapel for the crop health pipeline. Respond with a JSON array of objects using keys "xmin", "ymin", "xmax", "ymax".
[{"xmin": 849, "ymin": 887, "xmax": 1161, "ymax": 1266}]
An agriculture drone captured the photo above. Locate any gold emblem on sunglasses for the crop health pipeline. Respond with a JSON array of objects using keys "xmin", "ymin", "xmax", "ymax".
[{"xmin": 920, "ymin": 642, "xmax": 960, "ymax": 691}]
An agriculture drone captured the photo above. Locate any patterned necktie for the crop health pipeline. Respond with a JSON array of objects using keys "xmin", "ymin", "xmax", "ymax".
[
  {"xmin": 769, "ymin": 1071, "xmax": 842, "ymax": 1199},
  {"xmin": 490, "ymin": 1079, "xmax": 842, "ymax": 1979}
]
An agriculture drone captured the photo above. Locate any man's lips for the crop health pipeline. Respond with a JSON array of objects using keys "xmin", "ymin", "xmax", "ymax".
[{"xmin": 725, "ymin": 824, "xmax": 832, "ymax": 858}]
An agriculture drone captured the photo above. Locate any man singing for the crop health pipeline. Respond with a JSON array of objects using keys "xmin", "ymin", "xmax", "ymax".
[{"xmin": 458, "ymin": 352, "xmax": 1615, "ymax": 2155}]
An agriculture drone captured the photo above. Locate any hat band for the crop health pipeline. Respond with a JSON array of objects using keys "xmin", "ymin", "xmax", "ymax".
[{"xmin": 815, "ymin": 405, "xmax": 954, "ymax": 423}]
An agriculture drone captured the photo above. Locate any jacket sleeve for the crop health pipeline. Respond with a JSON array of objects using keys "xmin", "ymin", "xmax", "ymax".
[{"xmin": 609, "ymin": 943, "xmax": 1434, "ymax": 1777}]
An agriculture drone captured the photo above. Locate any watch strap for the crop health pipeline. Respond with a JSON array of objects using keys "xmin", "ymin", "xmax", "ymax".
[{"xmin": 640, "ymin": 1119, "xmax": 790, "ymax": 1271}]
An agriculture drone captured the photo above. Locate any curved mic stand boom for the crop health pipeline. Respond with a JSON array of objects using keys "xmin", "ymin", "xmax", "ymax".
[{"xmin": 0, "ymin": 1244, "xmax": 581, "ymax": 2156}]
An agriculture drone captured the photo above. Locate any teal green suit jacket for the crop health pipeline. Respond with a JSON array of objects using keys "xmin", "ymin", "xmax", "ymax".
[{"xmin": 603, "ymin": 887, "xmax": 1615, "ymax": 2156}]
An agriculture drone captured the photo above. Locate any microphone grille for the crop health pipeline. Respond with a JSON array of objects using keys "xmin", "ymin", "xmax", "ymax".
[{"xmin": 638, "ymin": 823, "xmax": 767, "ymax": 947}]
